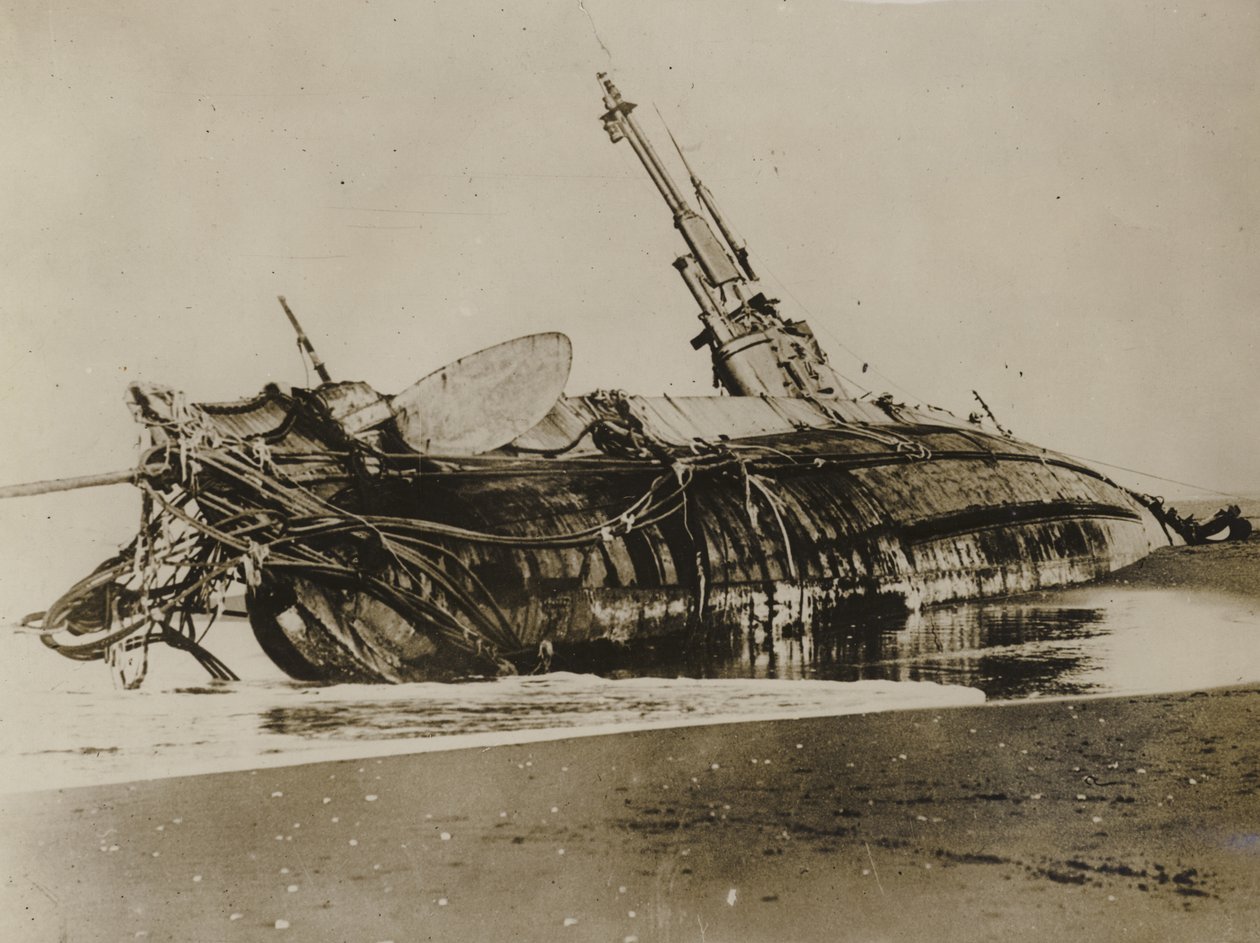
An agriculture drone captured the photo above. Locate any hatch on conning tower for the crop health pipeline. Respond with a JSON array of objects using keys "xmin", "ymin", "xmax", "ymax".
[{"xmin": 598, "ymin": 73, "xmax": 848, "ymax": 401}]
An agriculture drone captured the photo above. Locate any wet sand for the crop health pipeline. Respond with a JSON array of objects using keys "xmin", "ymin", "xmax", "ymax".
[
  {"xmin": 4, "ymin": 542, "xmax": 1259, "ymax": 941},
  {"xmin": 1101, "ymin": 536, "xmax": 1260, "ymax": 600}
]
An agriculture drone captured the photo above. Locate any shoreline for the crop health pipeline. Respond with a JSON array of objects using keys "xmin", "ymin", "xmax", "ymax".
[
  {"xmin": 5, "ymin": 682, "xmax": 1259, "ymax": 942},
  {"xmin": 4, "ymin": 539, "xmax": 1258, "ymax": 940},
  {"xmin": 0, "ymin": 678, "xmax": 986, "ymax": 796}
]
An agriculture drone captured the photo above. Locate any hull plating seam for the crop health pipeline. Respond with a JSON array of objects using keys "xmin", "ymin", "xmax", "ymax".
[{"xmin": 898, "ymin": 501, "xmax": 1142, "ymax": 541}]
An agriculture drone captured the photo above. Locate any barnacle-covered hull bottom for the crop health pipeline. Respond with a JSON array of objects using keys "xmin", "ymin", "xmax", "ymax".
[{"xmin": 242, "ymin": 400, "xmax": 1170, "ymax": 683}]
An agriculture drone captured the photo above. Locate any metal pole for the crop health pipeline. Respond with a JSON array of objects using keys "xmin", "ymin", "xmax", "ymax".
[
  {"xmin": 0, "ymin": 465, "xmax": 161, "ymax": 500},
  {"xmin": 277, "ymin": 295, "xmax": 333, "ymax": 384}
]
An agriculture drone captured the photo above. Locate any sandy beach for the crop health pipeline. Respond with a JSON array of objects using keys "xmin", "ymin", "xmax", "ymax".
[{"xmin": 3, "ymin": 540, "xmax": 1259, "ymax": 942}]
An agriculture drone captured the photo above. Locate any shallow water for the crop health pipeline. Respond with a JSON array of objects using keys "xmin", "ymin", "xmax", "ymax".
[
  {"xmin": 677, "ymin": 585, "xmax": 1260, "ymax": 700},
  {"xmin": 2, "ymin": 585, "xmax": 1257, "ymax": 792}
]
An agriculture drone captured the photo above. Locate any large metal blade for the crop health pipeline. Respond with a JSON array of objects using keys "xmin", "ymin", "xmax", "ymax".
[{"xmin": 390, "ymin": 332, "xmax": 572, "ymax": 454}]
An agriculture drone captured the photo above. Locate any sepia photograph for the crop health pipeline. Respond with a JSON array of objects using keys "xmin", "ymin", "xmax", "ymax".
[{"xmin": 2, "ymin": 1, "xmax": 1257, "ymax": 940}]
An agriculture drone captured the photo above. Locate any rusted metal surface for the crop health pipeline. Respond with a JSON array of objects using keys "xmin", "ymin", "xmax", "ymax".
[
  {"xmin": 511, "ymin": 394, "xmax": 934, "ymax": 453},
  {"xmin": 246, "ymin": 416, "xmax": 1166, "ymax": 682},
  {"xmin": 114, "ymin": 377, "xmax": 1174, "ymax": 684}
]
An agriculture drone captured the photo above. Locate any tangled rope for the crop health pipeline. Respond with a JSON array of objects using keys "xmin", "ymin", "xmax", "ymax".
[{"xmin": 30, "ymin": 393, "xmax": 707, "ymax": 686}]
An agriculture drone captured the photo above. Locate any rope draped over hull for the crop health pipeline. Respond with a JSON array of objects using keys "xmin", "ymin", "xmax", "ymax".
[{"xmin": 24, "ymin": 378, "xmax": 1190, "ymax": 687}]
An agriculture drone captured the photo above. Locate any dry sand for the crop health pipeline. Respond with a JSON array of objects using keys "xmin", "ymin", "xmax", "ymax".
[{"xmin": 3, "ymin": 540, "xmax": 1259, "ymax": 942}]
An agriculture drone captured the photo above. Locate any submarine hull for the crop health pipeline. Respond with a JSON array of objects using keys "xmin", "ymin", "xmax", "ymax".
[{"xmin": 245, "ymin": 413, "xmax": 1168, "ymax": 683}]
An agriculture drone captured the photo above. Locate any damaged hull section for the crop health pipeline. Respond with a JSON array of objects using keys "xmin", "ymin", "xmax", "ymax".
[{"xmin": 246, "ymin": 413, "xmax": 1166, "ymax": 683}]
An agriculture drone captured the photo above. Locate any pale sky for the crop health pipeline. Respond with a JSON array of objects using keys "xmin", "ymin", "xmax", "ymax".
[{"xmin": 1, "ymin": 0, "xmax": 1257, "ymax": 620}]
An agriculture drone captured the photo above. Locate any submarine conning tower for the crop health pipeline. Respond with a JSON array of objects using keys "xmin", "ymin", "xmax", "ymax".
[{"xmin": 598, "ymin": 73, "xmax": 848, "ymax": 400}]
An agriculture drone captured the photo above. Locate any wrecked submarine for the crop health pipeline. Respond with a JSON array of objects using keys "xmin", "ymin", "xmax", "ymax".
[{"xmin": 19, "ymin": 74, "xmax": 1250, "ymax": 687}]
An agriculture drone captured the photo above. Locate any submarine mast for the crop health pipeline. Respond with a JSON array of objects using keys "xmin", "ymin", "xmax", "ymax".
[{"xmin": 598, "ymin": 73, "xmax": 846, "ymax": 399}]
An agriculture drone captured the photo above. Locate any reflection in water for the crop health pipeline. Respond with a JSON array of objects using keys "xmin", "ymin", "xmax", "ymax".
[
  {"xmin": 246, "ymin": 587, "xmax": 1260, "ymax": 750},
  {"xmin": 792, "ymin": 602, "xmax": 1104, "ymax": 699},
  {"xmin": 6, "ymin": 585, "xmax": 1259, "ymax": 791},
  {"xmin": 591, "ymin": 587, "xmax": 1260, "ymax": 701}
]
